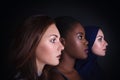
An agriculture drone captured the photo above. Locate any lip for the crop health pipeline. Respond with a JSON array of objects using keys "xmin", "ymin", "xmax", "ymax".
[
  {"xmin": 103, "ymin": 49, "xmax": 106, "ymax": 51},
  {"xmin": 56, "ymin": 54, "xmax": 61, "ymax": 59},
  {"xmin": 84, "ymin": 48, "xmax": 88, "ymax": 53}
]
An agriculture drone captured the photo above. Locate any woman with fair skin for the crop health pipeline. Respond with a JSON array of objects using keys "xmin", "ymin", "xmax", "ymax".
[
  {"xmin": 75, "ymin": 26, "xmax": 108, "ymax": 80},
  {"xmin": 48, "ymin": 16, "xmax": 88, "ymax": 80},
  {"xmin": 8, "ymin": 15, "xmax": 64, "ymax": 80},
  {"xmin": 92, "ymin": 29, "xmax": 108, "ymax": 56}
]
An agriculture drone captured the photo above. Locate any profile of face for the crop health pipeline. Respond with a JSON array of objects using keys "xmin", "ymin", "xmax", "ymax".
[
  {"xmin": 92, "ymin": 29, "xmax": 108, "ymax": 56},
  {"xmin": 64, "ymin": 23, "xmax": 88, "ymax": 59},
  {"xmin": 35, "ymin": 24, "xmax": 64, "ymax": 66}
]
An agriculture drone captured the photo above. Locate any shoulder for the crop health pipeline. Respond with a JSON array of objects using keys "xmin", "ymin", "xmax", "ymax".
[{"xmin": 48, "ymin": 68, "xmax": 67, "ymax": 80}]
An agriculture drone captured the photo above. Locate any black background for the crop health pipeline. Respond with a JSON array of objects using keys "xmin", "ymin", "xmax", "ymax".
[{"xmin": 1, "ymin": 1, "xmax": 120, "ymax": 80}]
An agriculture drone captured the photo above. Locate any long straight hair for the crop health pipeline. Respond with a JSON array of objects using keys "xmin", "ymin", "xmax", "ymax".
[{"xmin": 9, "ymin": 15, "xmax": 55, "ymax": 80}]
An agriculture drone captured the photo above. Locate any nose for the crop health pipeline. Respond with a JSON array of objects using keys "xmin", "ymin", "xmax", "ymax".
[
  {"xmin": 59, "ymin": 41, "xmax": 64, "ymax": 51},
  {"xmin": 105, "ymin": 40, "xmax": 108, "ymax": 46},
  {"xmin": 84, "ymin": 38, "xmax": 88, "ymax": 45}
]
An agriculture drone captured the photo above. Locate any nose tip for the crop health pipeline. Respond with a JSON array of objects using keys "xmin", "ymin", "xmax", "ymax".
[
  {"xmin": 85, "ymin": 39, "xmax": 88, "ymax": 45},
  {"xmin": 61, "ymin": 44, "xmax": 64, "ymax": 50},
  {"xmin": 60, "ymin": 42, "xmax": 64, "ymax": 51},
  {"xmin": 86, "ymin": 40, "xmax": 88, "ymax": 45},
  {"xmin": 105, "ymin": 40, "xmax": 108, "ymax": 46},
  {"xmin": 106, "ymin": 42, "xmax": 108, "ymax": 46}
]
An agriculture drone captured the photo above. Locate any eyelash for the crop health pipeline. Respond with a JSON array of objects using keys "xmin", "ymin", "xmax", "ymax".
[
  {"xmin": 98, "ymin": 38, "xmax": 102, "ymax": 41},
  {"xmin": 50, "ymin": 38, "xmax": 56, "ymax": 43},
  {"xmin": 78, "ymin": 35, "xmax": 83, "ymax": 40}
]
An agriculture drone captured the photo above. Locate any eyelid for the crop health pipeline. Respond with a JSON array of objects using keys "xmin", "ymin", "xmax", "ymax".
[
  {"xmin": 97, "ymin": 36, "xmax": 103, "ymax": 39},
  {"xmin": 97, "ymin": 37, "xmax": 103, "ymax": 42},
  {"xmin": 97, "ymin": 35, "xmax": 104, "ymax": 38},
  {"xmin": 50, "ymin": 34, "xmax": 58, "ymax": 38},
  {"xmin": 49, "ymin": 34, "xmax": 60, "ymax": 43},
  {"xmin": 50, "ymin": 37, "xmax": 57, "ymax": 43},
  {"xmin": 77, "ymin": 33, "xmax": 85, "ymax": 40},
  {"xmin": 77, "ymin": 32, "xmax": 83, "ymax": 35},
  {"xmin": 77, "ymin": 35, "xmax": 83, "ymax": 40}
]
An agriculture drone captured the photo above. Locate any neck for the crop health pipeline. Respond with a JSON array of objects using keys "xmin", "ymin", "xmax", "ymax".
[
  {"xmin": 36, "ymin": 59, "xmax": 45, "ymax": 76},
  {"xmin": 57, "ymin": 52, "xmax": 76, "ymax": 72}
]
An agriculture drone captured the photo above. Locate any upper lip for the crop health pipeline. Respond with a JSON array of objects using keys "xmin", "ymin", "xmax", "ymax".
[
  {"xmin": 103, "ymin": 48, "xmax": 106, "ymax": 50},
  {"xmin": 103, "ymin": 47, "xmax": 106, "ymax": 49},
  {"xmin": 84, "ymin": 48, "xmax": 88, "ymax": 52},
  {"xmin": 85, "ymin": 47, "xmax": 88, "ymax": 50},
  {"xmin": 57, "ymin": 54, "xmax": 61, "ymax": 58}
]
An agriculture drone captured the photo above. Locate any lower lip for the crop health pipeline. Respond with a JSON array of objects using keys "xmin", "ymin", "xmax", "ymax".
[
  {"xmin": 103, "ymin": 49, "xmax": 106, "ymax": 51},
  {"xmin": 57, "ymin": 55, "xmax": 61, "ymax": 59},
  {"xmin": 85, "ymin": 50, "xmax": 88, "ymax": 53}
]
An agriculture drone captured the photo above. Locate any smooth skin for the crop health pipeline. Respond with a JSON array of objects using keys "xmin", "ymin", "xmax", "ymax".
[
  {"xmin": 36, "ymin": 24, "xmax": 64, "ymax": 75},
  {"xmin": 92, "ymin": 29, "xmax": 108, "ymax": 56},
  {"xmin": 51, "ymin": 23, "xmax": 88, "ymax": 80}
]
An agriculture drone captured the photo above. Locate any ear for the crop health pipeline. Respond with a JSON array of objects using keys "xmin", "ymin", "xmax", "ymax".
[{"xmin": 60, "ymin": 38, "xmax": 65, "ymax": 46}]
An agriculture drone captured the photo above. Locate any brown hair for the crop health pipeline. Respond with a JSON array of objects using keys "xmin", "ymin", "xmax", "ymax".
[{"xmin": 9, "ymin": 15, "xmax": 55, "ymax": 80}]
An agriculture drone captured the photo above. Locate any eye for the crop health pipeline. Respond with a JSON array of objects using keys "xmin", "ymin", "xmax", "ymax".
[
  {"xmin": 98, "ymin": 37, "xmax": 102, "ymax": 42},
  {"xmin": 78, "ymin": 35, "xmax": 83, "ymax": 40},
  {"xmin": 50, "ymin": 38, "xmax": 56, "ymax": 43},
  {"xmin": 77, "ymin": 33, "xmax": 84, "ymax": 40}
]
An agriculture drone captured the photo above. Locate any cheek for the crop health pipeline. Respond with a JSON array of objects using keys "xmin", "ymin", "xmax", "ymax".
[
  {"xmin": 76, "ymin": 42, "xmax": 86, "ymax": 54},
  {"xmin": 75, "ymin": 40, "xmax": 85, "ymax": 50},
  {"xmin": 36, "ymin": 43, "xmax": 54, "ymax": 63},
  {"xmin": 92, "ymin": 44, "xmax": 102, "ymax": 55},
  {"xmin": 75, "ymin": 43, "xmax": 83, "ymax": 52},
  {"xmin": 71, "ymin": 41, "xmax": 84, "ymax": 56}
]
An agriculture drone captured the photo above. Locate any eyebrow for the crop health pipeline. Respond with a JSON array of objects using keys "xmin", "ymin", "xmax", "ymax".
[
  {"xmin": 49, "ymin": 34, "xmax": 59, "ymax": 38},
  {"xmin": 97, "ymin": 35, "xmax": 104, "ymax": 38}
]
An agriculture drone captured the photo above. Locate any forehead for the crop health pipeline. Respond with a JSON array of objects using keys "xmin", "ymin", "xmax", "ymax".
[
  {"xmin": 70, "ymin": 23, "xmax": 85, "ymax": 34},
  {"xmin": 97, "ymin": 29, "xmax": 104, "ymax": 36},
  {"xmin": 43, "ymin": 24, "xmax": 60, "ymax": 37}
]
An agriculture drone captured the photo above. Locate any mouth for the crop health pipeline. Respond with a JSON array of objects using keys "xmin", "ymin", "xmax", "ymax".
[
  {"xmin": 103, "ymin": 49, "xmax": 106, "ymax": 51},
  {"xmin": 84, "ymin": 49, "xmax": 88, "ymax": 53},
  {"xmin": 57, "ymin": 54, "xmax": 61, "ymax": 59}
]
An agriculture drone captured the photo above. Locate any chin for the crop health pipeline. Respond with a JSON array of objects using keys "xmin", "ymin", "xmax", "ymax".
[
  {"xmin": 102, "ymin": 53, "xmax": 106, "ymax": 56},
  {"xmin": 98, "ymin": 53, "xmax": 106, "ymax": 56},
  {"xmin": 52, "ymin": 61, "xmax": 59, "ymax": 66},
  {"xmin": 80, "ymin": 55, "xmax": 88, "ymax": 59}
]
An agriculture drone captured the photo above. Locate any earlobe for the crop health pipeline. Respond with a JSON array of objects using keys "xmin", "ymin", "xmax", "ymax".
[{"xmin": 60, "ymin": 38, "xmax": 65, "ymax": 46}]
